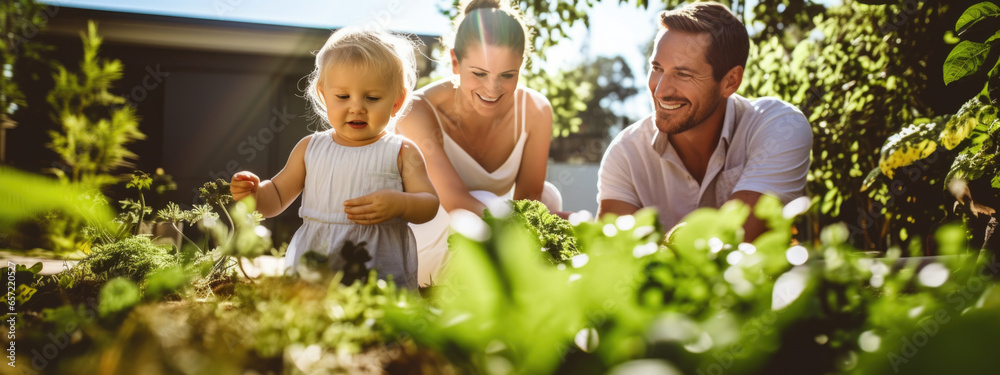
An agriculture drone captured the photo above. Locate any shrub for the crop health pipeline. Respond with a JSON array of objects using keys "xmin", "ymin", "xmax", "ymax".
[
  {"xmin": 75, "ymin": 235, "xmax": 175, "ymax": 284},
  {"xmin": 503, "ymin": 199, "xmax": 580, "ymax": 263}
]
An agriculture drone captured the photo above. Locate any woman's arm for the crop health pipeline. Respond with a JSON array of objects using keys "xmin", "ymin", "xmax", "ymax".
[
  {"xmin": 396, "ymin": 93, "xmax": 488, "ymax": 215},
  {"xmin": 396, "ymin": 139, "xmax": 439, "ymax": 223},
  {"xmin": 512, "ymin": 88, "xmax": 553, "ymax": 202},
  {"xmin": 231, "ymin": 135, "xmax": 310, "ymax": 218}
]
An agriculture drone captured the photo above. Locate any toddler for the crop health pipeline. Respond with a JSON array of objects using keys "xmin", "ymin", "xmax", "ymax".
[{"xmin": 230, "ymin": 28, "xmax": 439, "ymax": 288}]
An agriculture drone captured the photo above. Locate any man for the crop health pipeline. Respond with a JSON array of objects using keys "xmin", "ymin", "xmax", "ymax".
[{"xmin": 597, "ymin": 2, "xmax": 812, "ymax": 241}]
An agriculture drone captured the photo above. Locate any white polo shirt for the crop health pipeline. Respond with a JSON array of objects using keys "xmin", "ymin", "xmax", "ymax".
[{"xmin": 597, "ymin": 93, "xmax": 812, "ymax": 229}]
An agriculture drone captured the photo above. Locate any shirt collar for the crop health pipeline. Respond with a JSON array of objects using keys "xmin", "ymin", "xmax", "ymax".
[{"xmin": 650, "ymin": 94, "xmax": 738, "ymax": 156}]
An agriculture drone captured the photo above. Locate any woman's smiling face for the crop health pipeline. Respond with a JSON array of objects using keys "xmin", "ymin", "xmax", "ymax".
[{"xmin": 452, "ymin": 43, "xmax": 523, "ymax": 117}]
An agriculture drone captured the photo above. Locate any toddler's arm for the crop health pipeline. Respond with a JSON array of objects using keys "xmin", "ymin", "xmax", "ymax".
[
  {"xmin": 230, "ymin": 136, "xmax": 310, "ymax": 218},
  {"xmin": 343, "ymin": 139, "xmax": 439, "ymax": 225}
]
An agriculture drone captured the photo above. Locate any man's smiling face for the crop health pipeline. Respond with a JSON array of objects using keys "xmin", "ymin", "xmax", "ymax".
[{"xmin": 647, "ymin": 29, "xmax": 727, "ymax": 135}]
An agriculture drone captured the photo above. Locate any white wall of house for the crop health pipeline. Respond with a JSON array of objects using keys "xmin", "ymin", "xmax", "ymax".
[{"xmin": 546, "ymin": 162, "xmax": 601, "ymax": 214}]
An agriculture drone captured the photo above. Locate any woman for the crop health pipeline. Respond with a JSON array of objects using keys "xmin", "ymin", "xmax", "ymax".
[{"xmin": 396, "ymin": 0, "xmax": 561, "ymax": 286}]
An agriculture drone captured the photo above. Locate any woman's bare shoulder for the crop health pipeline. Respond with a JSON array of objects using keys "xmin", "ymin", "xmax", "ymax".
[
  {"xmin": 518, "ymin": 86, "xmax": 553, "ymax": 113},
  {"xmin": 415, "ymin": 77, "xmax": 456, "ymax": 101},
  {"xmin": 398, "ymin": 95, "xmax": 437, "ymax": 132},
  {"xmin": 402, "ymin": 79, "xmax": 456, "ymax": 129},
  {"xmin": 517, "ymin": 86, "xmax": 553, "ymax": 129}
]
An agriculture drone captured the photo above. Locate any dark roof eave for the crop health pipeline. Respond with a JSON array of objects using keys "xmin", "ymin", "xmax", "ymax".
[{"xmin": 44, "ymin": 6, "xmax": 437, "ymax": 57}]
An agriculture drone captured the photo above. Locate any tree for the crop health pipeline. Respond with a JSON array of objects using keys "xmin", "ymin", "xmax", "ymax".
[
  {"xmin": 41, "ymin": 21, "xmax": 145, "ymax": 253},
  {"xmin": 46, "ymin": 21, "xmax": 145, "ymax": 188},
  {"xmin": 578, "ymin": 55, "xmax": 639, "ymax": 136},
  {"xmin": 0, "ymin": 0, "xmax": 53, "ymax": 163},
  {"xmin": 550, "ymin": 55, "xmax": 640, "ymax": 162}
]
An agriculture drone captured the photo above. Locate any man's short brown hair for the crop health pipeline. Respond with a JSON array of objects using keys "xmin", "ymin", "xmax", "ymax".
[{"xmin": 659, "ymin": 2, "xmax": 749, "ymax": 82}]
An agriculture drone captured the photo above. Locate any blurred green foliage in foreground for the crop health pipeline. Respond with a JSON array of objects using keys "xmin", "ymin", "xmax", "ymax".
[{"xmin": 7, "ymin": 177, "xmax": 1000, "ymax": 374}]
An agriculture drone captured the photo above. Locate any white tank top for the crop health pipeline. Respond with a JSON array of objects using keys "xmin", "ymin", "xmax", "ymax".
[{"xmin": 428, "ymin": 89, "xmax": 528, "ymax": 197}]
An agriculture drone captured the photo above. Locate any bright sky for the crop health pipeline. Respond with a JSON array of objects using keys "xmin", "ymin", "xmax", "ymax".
[{"xmin": 45, "ymin": 0, "xmax": 453, "ymax": 35}]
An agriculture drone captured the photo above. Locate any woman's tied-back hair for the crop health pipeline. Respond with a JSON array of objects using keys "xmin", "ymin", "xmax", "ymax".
[
  {"xmin": 446, "ymin": 0, "xmax": 532, "ymax": 65},
  {"xmin": 658, "ymin": 2, "xmax": 749, "ymax": 82},
  {"xmin": 305, "ymin": 27, "xmax": 418, "ymax": 130}
]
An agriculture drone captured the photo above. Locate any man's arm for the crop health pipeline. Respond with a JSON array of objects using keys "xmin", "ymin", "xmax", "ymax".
[
  {"xmin": 598, "ymin": 199, "xmax": 641, "ymax": 219},
  {"xmin": 730, "ymin": 105, "xmax": 813, "ymax": 241},
  {"xmin": 596, "ymin": 124, "xmax": 644, "ymax": 221},
  {"xmin": 729, "ymin": 190, "xmax": 765, "ymax": 242}
]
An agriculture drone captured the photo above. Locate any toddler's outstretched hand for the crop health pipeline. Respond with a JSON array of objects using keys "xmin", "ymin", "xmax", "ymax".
[
  {"xmin": 344, "ymin": 189, "xmax": 404, "ymax": 225},
  {"xmin": 231, "ymin": 171, "xmax": 260, "ymax": 201}
]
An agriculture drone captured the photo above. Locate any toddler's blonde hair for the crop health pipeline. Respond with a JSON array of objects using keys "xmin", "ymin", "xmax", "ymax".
[{"xmin": 305, "ymin": 27, "xmax": 418, "ymax": 130}]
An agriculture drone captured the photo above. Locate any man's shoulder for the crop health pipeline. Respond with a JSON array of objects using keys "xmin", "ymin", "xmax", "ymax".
[
  {"xmin": 603, "ymin": 115, "xmax": 654, "ymax": 161},
  {"xmin": 730, "ymin": 95, "xmax": 812, "ymax": 148},
  {"xmin": 733, "ymin": 95, "xmax": 809, "ymax": 131},
  {"xmin": 737, "ymin": 95, "xmax": 805, "ymax": 119}
]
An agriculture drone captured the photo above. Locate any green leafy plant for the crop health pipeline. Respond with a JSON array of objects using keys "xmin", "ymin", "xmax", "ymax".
[
  {"xmin": 939, "ymin": 2, "xmax": 1000, "ymax": 195},
  {"xmin": 11, "ymin": 262, "xmax": 43, "ymax": 305},
  {"xmin": 156, "ymin": 201, "xmax": 217, "ymax": 253},
  {"xmin": 860, "ymin": 1, "xmax": 999, "ymax": 256},
  {"xmin": 251, "ymin": 274, "xmax": 406, "ymax": 360},
  {"xmin": 46, "ymin": 21, "xmax": 144, "ymax": 188},
  {"xmin": 73, "ymin": 235, "xmax": 175, "ymax": 284},
  {"xmin": 198, "ymin": 178, "xmax": 236, "ymax": 238},
  {"xmin": 113, "ymin": 170, "xmax": 153, "ymax": 236},
  {"xmin": 338, "ymin": 241, "xmax": 373, "ymax": 285},
  {"xmin": 97, "ymin": 277, "xmax": 141, "ymax": 318},
  {"xmin": 389, "ymin": 195, "xmax": 1000, "ymax": 374},
  {"xmin": 9, "ymin": 189, "xmax": 1000, "ymax": 374},
  {"xmin": 0, "ymin": 166, "xmax": 114, "ymax": 229},
  {"xmin": 491, "ymin": 199, "xmax": 580, "ymax": 263},
  {"xmin": 206, "ymin": 196, "xmax": 269, "ymax": 280},
  {"xmin": 39, "ymin": 21, "xmax": 144, "ymax": 252},
  {"xmin": 741, "ymin": 0, "xmax": 954, "ymax": 250},
  {"xmin": 943, "ymin": 1, "xmax": 1000, "ymax": 104}
]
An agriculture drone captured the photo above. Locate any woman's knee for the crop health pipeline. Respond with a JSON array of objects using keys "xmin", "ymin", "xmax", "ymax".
[{"xmin": 541, "ymin": 181, "xmax": 562, "ymax": 212}]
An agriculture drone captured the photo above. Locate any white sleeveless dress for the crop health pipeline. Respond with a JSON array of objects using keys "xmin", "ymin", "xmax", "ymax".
[
  {"xmin": 411, "ymin": 89, "xmax": 562, "ymax": 286},
  {"xmin": 285, "ymin": 131, "xmax": 418, "ymax": 289}
]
